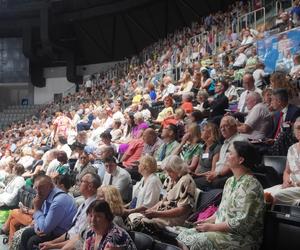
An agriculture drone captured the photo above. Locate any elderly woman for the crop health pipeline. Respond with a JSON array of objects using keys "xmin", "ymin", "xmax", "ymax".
[
  {"xmin": 84, "ymin": 200, "xmax": 136, "ymax": 250},
  {"xmin": 0, "ymin": 163, "xmax": 25, "ymax": 207},
  {"xmin": 177, "ymin": 141, "xmax": 265, "ymax": 250},
  {"xmin": 265, "ymin": 117, "xmax": 300, "ymax": 205},
  {"xmin": 195, "ymin": 90, "xmax": 210, "ymax": 114},
  {"xmin": 127, "ymin": 155, "xmax": 196, "ymax": 234},
  {"xmin": 124, "ymin": 155, "xmax": 162, "ymax": 215},
  {"xmin": 173, "ymin": 123, "xmax": 203, "ymax": 173}
]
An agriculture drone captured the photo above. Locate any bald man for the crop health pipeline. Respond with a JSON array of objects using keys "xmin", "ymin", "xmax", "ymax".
[{"xmin": 142, "ymin": 128, "xmax": 162, "ymax": 156}]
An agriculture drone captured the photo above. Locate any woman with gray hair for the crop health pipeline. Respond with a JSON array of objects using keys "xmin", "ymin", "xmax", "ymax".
[{"xmin": 127, "ymin": 155, "xmax": 196, "ymax": 234}]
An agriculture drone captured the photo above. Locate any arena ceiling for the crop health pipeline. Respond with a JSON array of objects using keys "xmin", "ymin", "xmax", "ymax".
[{"xmin": 0, "ymin": 0, "xmax": 235, "ymax": 67}]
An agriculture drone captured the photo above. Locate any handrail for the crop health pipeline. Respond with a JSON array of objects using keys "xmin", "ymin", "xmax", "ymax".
[{"xmin": 237, "ymin": 7, "xmax": 265, "ymax": 33}]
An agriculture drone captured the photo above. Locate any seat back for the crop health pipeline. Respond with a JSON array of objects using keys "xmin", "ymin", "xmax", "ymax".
[
  {"xmin": 18, "ymin": 186, "xmax": 36, "ymax": 208},
  {"xmin": 263, "ymin": 156, "xmax": 287, "ymax": 176},
  {"xmin": 129, "ymin": 231, "xmax": 154, "ymax": 250},
  {"xmin": 153, "ymin": 241, "xmax": 181, "ymax": 250},
  {"xmin": 261, "ymin": 205, "xmax": 300, "ymax": 250}
]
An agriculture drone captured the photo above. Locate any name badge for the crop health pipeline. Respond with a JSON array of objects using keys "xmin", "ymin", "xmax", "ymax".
[{"xmin": 202, "ymin": 153, "xmax": 209, "ymax": 159}]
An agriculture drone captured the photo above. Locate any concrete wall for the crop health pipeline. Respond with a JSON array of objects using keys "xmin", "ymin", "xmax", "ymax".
[{"xmin": 34, "ymin": 77, "xmax": 75, "ymax": 105}]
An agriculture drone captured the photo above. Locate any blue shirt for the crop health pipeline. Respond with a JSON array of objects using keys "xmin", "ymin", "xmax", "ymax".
[{"xmin": 33, "ymin": 187, "xmax": 77, "ymax": 236}]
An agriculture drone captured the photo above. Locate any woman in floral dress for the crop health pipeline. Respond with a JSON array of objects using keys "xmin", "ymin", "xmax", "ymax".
[{"xmin": 177, "ymin": 141, "xmax": 265, "ymax": 250}]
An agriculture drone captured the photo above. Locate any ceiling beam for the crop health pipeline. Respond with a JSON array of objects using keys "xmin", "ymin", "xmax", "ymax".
[
  {"xmin": 77, "ymin": 23, "xmax": 111, "ymax": 58},
  {"xmin": 122, "ymin": 14, "xmax": 138, "ymax": 55},
  {"xmin": 126, "ymin": 13, "xmax": 156, "ymax": 42}
]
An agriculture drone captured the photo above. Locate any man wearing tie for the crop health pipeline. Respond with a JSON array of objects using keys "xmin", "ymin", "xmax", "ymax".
[
  {"xmin": 102, "ymin": 156, "xmax": 132, "ymax": 203},
  {"xmin": 19, "ymin": 175, "xmax": 77, "ymax": 250},
  {"xmin": 271, "ymin": 88, "xmax": 300, "ymax": 139},
  {"xmin": 39, "ymin": 172, "xmax": 101, "ymax": 249}
]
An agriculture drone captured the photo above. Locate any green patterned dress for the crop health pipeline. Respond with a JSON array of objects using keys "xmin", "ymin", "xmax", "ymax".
[{"xmin": 177, "ymin": 174, "xmax": 265, "ymax": 250}]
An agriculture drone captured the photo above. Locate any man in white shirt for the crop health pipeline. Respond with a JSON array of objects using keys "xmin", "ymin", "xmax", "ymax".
[
  {"xmin": 233, "ymin": 47, "xmax": 247, "ymax": 69},
  {"xmin": 39, "ymin": 172, "xmax": 101, "ymax": 249},
  {"xmin": 237, "ymin": 92, "xmax": 273, "ymax": 140},
  {"xmin": 237, "ymin": 73, "xmax": 262, "ymax": 113},
  {"xmin": 85, "ymin": 77, "xmax": 93, "ymax": 95},
  {"xmin": 158, "ymin": 75, "xmax": 176, "ymax": 100},
  {"xmin": 102, "ymin": 156, "xmax": 132, "ymax": 202}
]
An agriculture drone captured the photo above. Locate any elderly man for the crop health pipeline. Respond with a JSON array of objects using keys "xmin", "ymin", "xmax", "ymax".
[
  {"xmin": 194, "ymin": 116, "xmax": 248, "ymax": 190},
  {"xmin": 157, "ymin": 75, "xmax": 176, "ymax": 100},
  {"xmin": 142, "ymin": 128, "xmax": 162, "ymax": 156},
  {"xmin": 39, "ymin": 172, "xmax": 101, "ymax": 250},
  {"xmin": 19, "ymin": 175, "xmax": 77, "ymax": 250},
  {"xmin": 237, "ymin": 73, "xmax": 262, "ymax": 113},
  {"xmin": 237, "ymin": 91, "xmax": 273, "ymax": 140}
]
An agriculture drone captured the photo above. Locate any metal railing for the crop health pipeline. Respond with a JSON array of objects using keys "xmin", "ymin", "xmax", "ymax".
[{"xmin": 237, "ymin": 7, "xmax": 266, "ymax": 33}]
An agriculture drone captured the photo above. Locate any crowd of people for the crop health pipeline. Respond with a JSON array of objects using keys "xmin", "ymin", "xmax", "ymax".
[{"xmin": 0, "ymin": 0, "xmax": 300, "ymax": 249}]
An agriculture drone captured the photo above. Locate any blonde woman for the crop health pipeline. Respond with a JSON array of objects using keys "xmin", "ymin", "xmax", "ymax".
[
  {"xmin": 97, "ymin": 185, "xmax": 126, "ymax": 229},
  {"xmin": 124, "ymin": 155, "xmax": 162, "ymax": 215},
  {"xmin": 173, "ymin": 122, "xmax": 203, "ymax": 172}
]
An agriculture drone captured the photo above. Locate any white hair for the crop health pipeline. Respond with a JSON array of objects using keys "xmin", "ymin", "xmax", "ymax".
[{"xmin": 161, "ymin": 155, "xmax": 188, "ymax": 176}]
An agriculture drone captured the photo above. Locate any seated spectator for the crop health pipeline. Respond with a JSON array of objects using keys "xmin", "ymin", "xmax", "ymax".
[
  {"xmin": 177, "ymin": 72, "xmax": 194, "ymax": 94},
  {"xmin": 189, "ymin": 110, "xmax": 204, "ymax": 126},
  {"xmin": 177, "ymin": 141, "xmax": 265, "ymax": 250},
  {"xmin": 50, "ymin": 151, "xmax": 69, "ymax": 179},
  {"xmin": 97, "ymin": 185, "xmax": 126, "ymax": 229},
  {"xmin": 232, "ymin": 47, "xmax": 247, "ymax": 70},
  {"xmin": 173, "ymin": 123, "xmax": 203, "ymax": 172},
  {"xmin": 22, "ymin": 149, "xmax": 44, "ymax": 180},
  {"xmin": 110, "ymin": 119, "xmax": 123, "ymax": 142},
  {"xmin": 121, "ymin": 135, "xmax": 144, "ymax": 171},
  {"xmin": 194, "ymin": 89, "xmax": 210, "ymax": 113},
  {"xmin": 55, "ymin": 136, "xmax": 72, "ymax": 158},
  {"xmin": 38, "ymin": 173, "xmax": 100, "ymax": 250},
  {"xmin": 196, "ymin": 116, "xmax": 248, "ymax": 190},
  {"xmin": 208, "ymin": 79, "xmax": 229, "ymax": 119},
  {"xmin": 99, "ymin": 131, "xmax": 116, "ymax": 153},
  {"xmin": 0, "ymin": 163, "xmax": 25, "ymax": 207},
  {"xmin": 70, "ymin": 151, "xmax": 97, "ymax": 197},
  {"xmin": 147, "ymin": 82, "xmax": 157, "ymax": 101},
  {"xmin": 19, "ymin": 175, "xmax": 77, "ymax": 250},
  {"xmin": 132, "ymin": 112, "xmax": 148, "ymax": 138},
  {"xmin": 241, "ymin": 28, "xmax": 255, "ymax": 46},
  {"xmin": 93, "ymin": 145, "xmax": 115, "ymax": 181},
  {"xmin": 290, "ymin": 53, "xmax": 300, "ymax": 79},
  {"xmin": 127, "ymin": 155, "xmax": 196, "ymax": 234},
  {"xmin": 237, "ymin": 73, "xmax": 262, "ymax": 113},
  {"xmin": 157, "ymin": 76, "xmax": 176, "ymax": 101},
  {"xmin": 193, "ymin": 122, "xmax": 221, "ymax": 182},
  {"xmin": 224, "ymin": 80, "xmax": 239, "ymax": 103},
  {"xmin": 142, "ymin": 128, "xmax": 162, "ymax": 157},
  {"xmin": 153, "ymin": 96, "xmax": 174, "ymax": 123},
  {"xmin": 102, "ymin": 156, "xmax": 132, "ymax": 202},
  {"xmin": 116, "ymin": 112, "xmax": 135, "ymax": 144},
  {"xmin": 84, "ymin": 200, "xmax": 136, "ymax": 250},
  {"xmin": 181, "ymin": 92, "xmax": 194, "ymax": 114},
  {"xmin": 200, "ymin": 68, "xmax": 215, "ymax": 95},
  {"xmin": 291, "ymin": 0, "xmax": 300, "ymax": 27},
  {"xmin": 156, "ymin": 124, "xmax": 179, "ymax": 164},
  {"xmin": 265, "ymin": 117, "xmax": 300, "ymax": 205},
  {"xmin": 237, "ymin": 92, "xmax": 273, "ymax": 140},
  {"xmin": 18, "ymin": 147, "xmax": 35, "ymax": 171},
  {"xmin": 253, "ymin": 62, "xmax": 268, "ymax": 88},
  {"xmin": 124, "ymin": 155, "xmax": 162, "ymax": 216},
  {"xmin": 262, "ymin": 87, "xmax": 273, "ymax": 112},
  {"xmin": 271, "ymin": 88, "xmax": 300, "ymax": 139}
]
